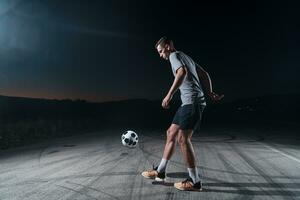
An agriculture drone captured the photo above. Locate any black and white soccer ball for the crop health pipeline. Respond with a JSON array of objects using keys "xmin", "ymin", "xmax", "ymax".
[{"xmin": 121, "ymin": 130, "xmax": 138, "ymax": 148}]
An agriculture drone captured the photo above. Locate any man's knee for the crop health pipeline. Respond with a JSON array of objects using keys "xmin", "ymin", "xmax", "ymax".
[
  {"xmin": 177, "ymin": 135, "xmax": 188, "ymax": 146},
  {"xmin": 177, "ymin": 130, "xmax": 192, "ymax": 146},
  {"xmin": 167, "ymin": 126, "xmax": 178, "ymax": 142}
]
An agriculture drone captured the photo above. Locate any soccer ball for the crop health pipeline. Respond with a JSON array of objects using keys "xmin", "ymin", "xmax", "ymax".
[{"xmin": 121, "ymin": 130, "xmax": 138, "ymax": 148}]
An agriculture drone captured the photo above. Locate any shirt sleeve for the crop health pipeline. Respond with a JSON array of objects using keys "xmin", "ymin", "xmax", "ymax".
[{"xmin": 169, "ymin": 52, "xmax": 184, "ymax": 73}]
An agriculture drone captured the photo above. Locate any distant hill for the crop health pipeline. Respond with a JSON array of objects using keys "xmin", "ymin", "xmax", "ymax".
[
  {"xmin": 0, "ymin": 93, "xmax": 299, "ymax": 149},
  {"xmin": 214, "ymin": 93, "xmax": 300, "ymax": 121},
  {"xmin": 0, "ymin": 95, "xmax": 173, "ymax": 126},
  {"xmin": 1, "ymin": 93, "xmax": 299, "ymax": 122}
]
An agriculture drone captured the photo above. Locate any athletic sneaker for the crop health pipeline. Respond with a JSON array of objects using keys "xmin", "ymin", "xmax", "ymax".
[
  {"xmin": 174, "ymin": 177, "xmax": 202, "ymax": 191},
  {"xmin": 141, "ymin": 165, "xmax": 166, "ymax": 181}
]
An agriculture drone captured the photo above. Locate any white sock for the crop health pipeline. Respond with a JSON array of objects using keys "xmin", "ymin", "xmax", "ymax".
[
  {"xmin": 187, "ymin": 167, "xmax": 201, "ymax": 183},
  {"xmin": 157, "ymin": 158, "xmax": 168, "ymax": 173}
]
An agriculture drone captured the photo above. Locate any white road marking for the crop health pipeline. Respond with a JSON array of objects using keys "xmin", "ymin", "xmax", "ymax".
[{"xmin": 260, "ymin": 142, "xmax": 300, "ymax": 164}]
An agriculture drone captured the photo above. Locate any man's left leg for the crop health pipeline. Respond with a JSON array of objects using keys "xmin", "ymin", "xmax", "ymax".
[{"xmin": 174, "ymin": 129, "xmax": 202, "ymax": 191}]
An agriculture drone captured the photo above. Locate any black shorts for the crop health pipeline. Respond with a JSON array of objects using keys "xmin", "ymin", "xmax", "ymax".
[{"xmin": 172, "ymin": 103, "xmax": 205, "ymax": 130}]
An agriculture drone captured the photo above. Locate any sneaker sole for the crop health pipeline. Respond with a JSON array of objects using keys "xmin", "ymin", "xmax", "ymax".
[
  {"xmin": 174, "ymin": 185, "xmax": 202, "ymax": 192},
  {"xmin": 141, "ymin": 173, "xmax": 156, "ymax": 179},
  {"xmin": 154, "ymin": 177, "xmax": 165, "ymax": 182},
  {"xmin": 141, "ymin": 174, "xmax": 165, "ymax": 182},
  {"xmin": 141, "ymin": 172, "xmax": 165, "ymax": 181}
]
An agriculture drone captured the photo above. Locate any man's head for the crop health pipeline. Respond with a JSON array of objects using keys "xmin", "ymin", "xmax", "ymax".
[{"xmin": 155, "ymin": 36, "xmax": 175, "ymax": 60}]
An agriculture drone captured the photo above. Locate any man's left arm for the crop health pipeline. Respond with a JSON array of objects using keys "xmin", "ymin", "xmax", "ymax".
[{"xmin": 196, "ymin": 64, "xmax": 224, "ymax": 102}]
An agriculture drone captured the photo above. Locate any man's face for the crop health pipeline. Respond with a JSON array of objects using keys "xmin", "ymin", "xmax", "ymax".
[{"xmin": 156, "ymin": 44, "xmax": 170, "ymax": 60}]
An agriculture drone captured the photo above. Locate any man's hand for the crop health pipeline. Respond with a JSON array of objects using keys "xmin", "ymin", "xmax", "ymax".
[
  {"xmin": 162, "ymin": 93, "xmax": 172, "ymax": 109},
  {"xmin": 208, "ymin": 92, "xmax": 224, "ymax": 102}
]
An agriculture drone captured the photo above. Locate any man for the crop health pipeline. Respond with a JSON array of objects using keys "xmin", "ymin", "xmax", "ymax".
[{"xmin": 141, "ymin": 36, "xmax": 224, "ymax": 191}]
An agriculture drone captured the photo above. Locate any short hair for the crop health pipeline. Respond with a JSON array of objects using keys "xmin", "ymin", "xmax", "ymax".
[{"xmin": 155, "ymin": 36, "xmax": 173, "ymax": 49}]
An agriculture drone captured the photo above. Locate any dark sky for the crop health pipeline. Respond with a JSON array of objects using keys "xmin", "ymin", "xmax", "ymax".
[{"xmin": 0, "ymin": 0, "xmax": 299, "ymax": 102}]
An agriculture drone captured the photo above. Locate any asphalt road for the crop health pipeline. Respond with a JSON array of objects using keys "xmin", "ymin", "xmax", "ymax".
[{"xmin": 0, "ymin": 128, "xmax": 300, "ymax": 200}]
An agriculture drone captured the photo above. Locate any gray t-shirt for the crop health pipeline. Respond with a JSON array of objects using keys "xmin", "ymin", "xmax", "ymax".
[{"xmin": 169, "ymin": 51, "xmax": 206, "ymax": 106}]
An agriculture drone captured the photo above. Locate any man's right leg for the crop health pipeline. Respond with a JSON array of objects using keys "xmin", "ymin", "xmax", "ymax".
[
  {"xmin": 141, "ymin": 123, "xmax": 179, "ymax": 181},
  {"xmin": 157, "ymin": 124, "xmax": 180, "ymax": 173},
  {"xmin": 162, "ymin": 124, "xmax": 180, "ymax": 160}
]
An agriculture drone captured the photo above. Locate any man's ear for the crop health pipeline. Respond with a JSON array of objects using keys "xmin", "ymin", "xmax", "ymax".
[{"xmin": 165, "ymin": 44, "xmax": 170, "ymax": 50}]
